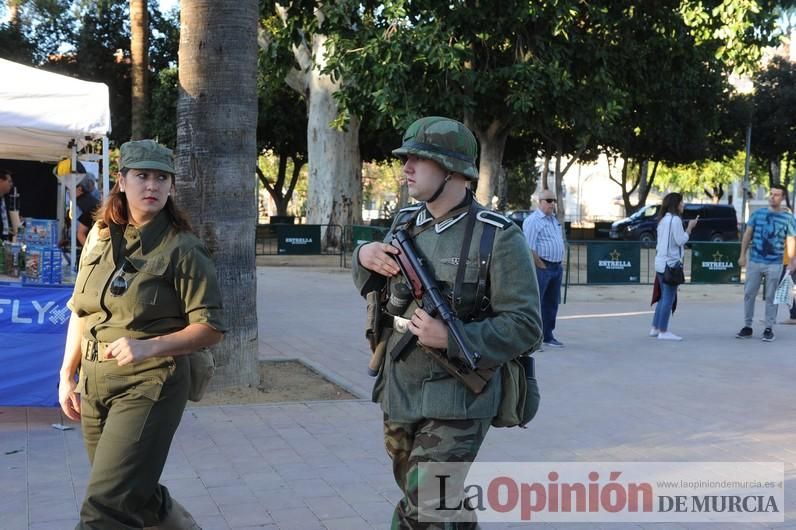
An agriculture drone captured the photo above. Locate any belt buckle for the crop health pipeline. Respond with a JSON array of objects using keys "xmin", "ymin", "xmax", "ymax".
[{"xmin": 85, "ymin": 340, "xmax": 98, "ymax": 361}]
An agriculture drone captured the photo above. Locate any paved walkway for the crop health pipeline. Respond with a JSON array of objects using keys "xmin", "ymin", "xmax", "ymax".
[{"xmin": 2, "ymin": 266, "xmax": 795, "ymax": 529}]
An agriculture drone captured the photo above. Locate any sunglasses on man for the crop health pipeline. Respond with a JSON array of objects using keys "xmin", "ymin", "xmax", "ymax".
[{"xmin": 542, "ymin": 198, "xmax": 557, "ymax": 203}]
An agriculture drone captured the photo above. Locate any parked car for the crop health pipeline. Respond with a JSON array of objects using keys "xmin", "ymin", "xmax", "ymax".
[
  {"xmin": 505, "ymin": 209, "xmax": 533, "ymax": 227},
  {"xmin": 609, "ymin": 203, "xmax": 739, "ymax": 244}
]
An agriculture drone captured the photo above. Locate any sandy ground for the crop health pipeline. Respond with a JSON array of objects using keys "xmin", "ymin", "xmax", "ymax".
[{"xmin": 189, "ymin": 360, "xmax": 357, "ymax": 406}]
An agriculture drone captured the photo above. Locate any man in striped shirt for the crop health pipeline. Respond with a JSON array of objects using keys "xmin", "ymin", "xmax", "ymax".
[{"xmin": 523, "ymin": 189, "xmax": 566, "ymax": 347}]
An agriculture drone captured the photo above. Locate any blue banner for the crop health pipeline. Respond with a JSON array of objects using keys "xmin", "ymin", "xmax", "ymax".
[{"xmin": 0, "ymin": 282, "xmax": 72, "ymax": 407}]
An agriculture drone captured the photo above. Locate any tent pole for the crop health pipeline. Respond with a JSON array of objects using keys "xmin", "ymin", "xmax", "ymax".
[
  {"xmin": 70, "ymin": 144, "xmax": 77, "ymax": 273},
  {"xmin": 102, "ymin": 136, "xmax": 110, "ymax": 200}
]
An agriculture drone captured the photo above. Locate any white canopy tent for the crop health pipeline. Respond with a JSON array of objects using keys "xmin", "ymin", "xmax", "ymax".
[{"xmin": 0, "ymin": 58, "xmax": 111, "ymax": 274}]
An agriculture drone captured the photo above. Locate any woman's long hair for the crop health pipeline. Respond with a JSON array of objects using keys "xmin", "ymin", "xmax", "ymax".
[
  {"xmin": 657, "ymin": 192, "xmax": 683, "ymax": 223},
  {"xmin": 94, "ymin": 169, "xmax": 193, "ymax": 233}
]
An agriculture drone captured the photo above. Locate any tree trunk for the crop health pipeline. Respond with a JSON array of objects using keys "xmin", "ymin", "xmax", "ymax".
[
  {"xmin": 273, "ymin": 8, "xmax": 362, "ymax": 245},
  {"xmin": 176, "ymin": 0, "xmax": 259, "ymax": 389},
  {"xmin": 8, "ymin": 1, "xmax": 19, "ymax": 27},
  {"xmin": 769, "ymin": 157, "xmax": 782, "ymax": 187},
  {"xmin": 305, "ymin": 81, "xmax": 361, "ymax": 245},
  {"xmin": 130, "ymin": 0, "xmax": 149, "ymax": 139},
  {"xmin": 257, "ymin": 157, "xmax": 302, "ymax": 217},
  {"xmin": 541, "ymin": 156, "xmax": 550, "ymax": 191},
  {"xmin": 554, "ymin": 153, "xmax": 565, "ymax": 225},
  {"xmin": 471, "ymin": 120, "xmax": 508, "ymax": 207}
]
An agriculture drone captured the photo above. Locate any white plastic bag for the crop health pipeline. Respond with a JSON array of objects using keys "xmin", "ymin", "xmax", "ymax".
[{"xmin": 774, "ymin": 274, "xmax": 794, "ymax": 306}]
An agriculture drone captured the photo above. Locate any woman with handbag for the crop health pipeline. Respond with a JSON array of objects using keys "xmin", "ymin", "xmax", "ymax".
[
  {"xmin": 650, "ymin": 192, "xmax": 698, "ymax": 340},
  {"xmin": 58, "ymin": 140, "xmax": 225, "ymax": 529}
]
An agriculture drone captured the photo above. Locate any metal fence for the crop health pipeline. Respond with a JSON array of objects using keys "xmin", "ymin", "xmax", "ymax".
[
  {"xmin": 564, "ymin": 240, "xmax": 742, "ymax": 286},
  {"xmin": 255, "ymin": 224, "xmax": 345, "ymax": 266}
]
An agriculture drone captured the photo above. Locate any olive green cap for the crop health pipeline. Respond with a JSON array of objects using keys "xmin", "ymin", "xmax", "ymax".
[
  {"xmin": 392, "ymin": 116, "xmax": 479, "ymax": 180},
  {"xmin": 120, "ymin": 139, "xmax": 175, "ymax": 174}
]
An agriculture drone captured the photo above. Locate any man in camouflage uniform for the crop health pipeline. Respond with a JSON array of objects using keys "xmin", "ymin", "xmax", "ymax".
[{"xmin": 353, "ymin": 116, "xmax": 543, "ymax": 528}]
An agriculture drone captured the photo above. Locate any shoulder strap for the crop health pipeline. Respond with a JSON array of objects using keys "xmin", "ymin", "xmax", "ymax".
[
  {"xmin": 475, "ymin": 222, "xmax": 497, "ymax": 315},
  {"xmin": 452, "ymin": 202, "xmax": 479, "ymax": 312}
]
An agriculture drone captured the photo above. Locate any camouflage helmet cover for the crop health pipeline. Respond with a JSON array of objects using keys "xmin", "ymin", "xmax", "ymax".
[{"xmin": 392, "ymin": 116, "xmax": 479, "ymax": 180}]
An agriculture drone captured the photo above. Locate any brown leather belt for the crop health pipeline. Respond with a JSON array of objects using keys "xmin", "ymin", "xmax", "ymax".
[{"xmin": 81, "ymin": 337, "xmax": 115, "ymax": 362}]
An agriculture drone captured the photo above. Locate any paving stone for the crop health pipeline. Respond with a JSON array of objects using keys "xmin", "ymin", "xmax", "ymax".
[{"xmin": 9, "ymin": 271, "xmax": 796, "ymax": 528}]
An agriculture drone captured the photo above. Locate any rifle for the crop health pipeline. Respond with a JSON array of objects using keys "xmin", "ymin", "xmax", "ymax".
[{"xmin": 390, "ymin": 229, "xmax": 481, "ymax": 370}]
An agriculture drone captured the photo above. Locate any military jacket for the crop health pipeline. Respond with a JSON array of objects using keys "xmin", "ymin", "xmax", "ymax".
[
  {"xmin": 353, "ymin": 200, "xmax": 542, "ymax": 423},
  {"xmin": 68, "ymin": 209, "xmax": 226, "ymax": 343}
]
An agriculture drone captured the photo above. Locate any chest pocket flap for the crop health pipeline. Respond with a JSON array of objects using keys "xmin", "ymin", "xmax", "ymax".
[
  {"xmin": 126, "ymin": 256, "xmax": 172, "ymax": 307},
  {"xmin": 127, "ymin": 256, "xmax": 170, "ymax": 277}
]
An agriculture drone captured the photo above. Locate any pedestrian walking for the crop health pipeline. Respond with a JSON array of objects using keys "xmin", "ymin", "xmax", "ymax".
[
  {"xmin": 353, "ymin": 116, "xmax": 542, "ymax": 528},
  {"xmin": 58, "ymin": 139, "xmax": 226, "ymax": 529}
]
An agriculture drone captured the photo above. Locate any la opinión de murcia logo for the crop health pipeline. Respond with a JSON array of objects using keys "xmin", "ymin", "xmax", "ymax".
[{"xmin": 418, "ymin": 462, "xmax": 784, "ymax": 523}]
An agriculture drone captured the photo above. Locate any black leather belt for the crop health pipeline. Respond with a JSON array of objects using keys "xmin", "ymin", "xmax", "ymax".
[{"xmin": 541, "ymin": 258, "xmax": 561, "ymax": 265}]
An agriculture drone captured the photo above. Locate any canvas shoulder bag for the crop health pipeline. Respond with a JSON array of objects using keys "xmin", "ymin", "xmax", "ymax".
[{"xmin": 188, "ymin": 348, "xmax": 215, "ymax": 402}]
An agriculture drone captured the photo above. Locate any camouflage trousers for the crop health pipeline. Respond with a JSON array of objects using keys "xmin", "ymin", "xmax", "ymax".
[{"xmin": 384, "ymin": 415, "xmax": 491, "ymax": 530}]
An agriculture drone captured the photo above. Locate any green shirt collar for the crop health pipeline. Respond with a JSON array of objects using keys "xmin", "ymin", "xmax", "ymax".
[{"xmin": 124, "ymin": 209, "xmax": 172, "ymax": 255}]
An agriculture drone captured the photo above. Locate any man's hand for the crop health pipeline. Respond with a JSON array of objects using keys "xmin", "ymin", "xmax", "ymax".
[
  {"xmin": 58, "ymin": 376, "xmax": 81, "ymax": 421},
  {"xmin": 104, "ymin": 338, "xmax": 158, "ymax": 366},
  {"xmin": 358, "ymin": 242, "xmax": 401, "ymax": 277},
  {"xmin": 738, "ymin": 254, "xmax": 747, "ymax": 268},
  {"xmin": 408, "ymin": 308, "xmax": 448, "ymax": 349}
]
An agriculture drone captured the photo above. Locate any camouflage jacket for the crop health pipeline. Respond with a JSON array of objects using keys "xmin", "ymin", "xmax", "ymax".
[{"xmin": 352, "ymin": 200, "xmax": 543, "ymax": 423}]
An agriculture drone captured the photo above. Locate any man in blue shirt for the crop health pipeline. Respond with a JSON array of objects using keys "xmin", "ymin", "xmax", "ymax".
[
  {"xmin": 523, "ymin": 189, "xmax": 566, "ymax": 347},
  {"xmin": 736, "ymin": 184, "xmax": 796, "ymax": 342}
]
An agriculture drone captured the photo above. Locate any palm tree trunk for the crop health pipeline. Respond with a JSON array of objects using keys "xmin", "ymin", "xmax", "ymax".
[
  {"xmin": 176, "ymin": 0, "xmax": 259, "ymax": 389},
  {"xmin": 130, "ymin": 0, "xmax": 148, "ymax": 139}
]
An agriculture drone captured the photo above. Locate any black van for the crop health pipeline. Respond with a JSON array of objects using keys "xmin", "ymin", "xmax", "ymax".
[{"xmin": 609, "ymin": 203, "xmax": 739, "ymax": 244}]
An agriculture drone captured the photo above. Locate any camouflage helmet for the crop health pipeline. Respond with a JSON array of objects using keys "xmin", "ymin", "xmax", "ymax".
[{"xmin": 392, "ymin": 116, "xmax": 479, "ymax": 180}]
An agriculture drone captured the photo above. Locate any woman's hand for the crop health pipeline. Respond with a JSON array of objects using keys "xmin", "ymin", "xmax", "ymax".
[
  {"xmin": 686, "ymin": 216, "xmax": 699, "ymax": 233},
  {"xmin": 358, "ymin": 242, "xmax": 401, "ymax": 277},
  {"xmin": 105, "ymin": 338, "xmax": 158, "ymax": 366},
  {"xmin": 58, "ymin": 376, "xmax": 81, "ymax": 421},
  {"xmin": 408, "ymin": 308, "xmax": 449, "ymax": 349}
]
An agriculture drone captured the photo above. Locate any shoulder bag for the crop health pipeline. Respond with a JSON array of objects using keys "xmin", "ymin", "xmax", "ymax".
[
  {"xmin": 662, "ymin": 215, "xmax": 685, "ymax": 286},
  {"xmin": 188, "ymin": 348, "xmax": 215, "ymax": 402},
  {"xmin": 492, "ymin": 355, "xmax": 540, "ymax": 428}
]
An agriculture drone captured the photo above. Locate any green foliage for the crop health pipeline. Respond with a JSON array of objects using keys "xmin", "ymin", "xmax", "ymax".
[
  {"xmin": 655, "ymin": 150, "xmax": 768, "ymax": 198},
  {"xmin": 0, "ymin": 22, "xmax": 36, "ymax": 63},
  {"xmin": 5, "ymin": 0, "xmax": 74, "ymax": 63},
  {"xmin": 4, "ymin": 0, "xmax": 178, "ymax": 146},
  {"xmin": 148, "ymin": 66, "xmax": 178, "ymax": 147},
  {"xmin": 752, "ymin": 56, "xmax": 796, "ymax": 167},
  {"xmin": 680, "ymin": 0, "xmax": 792, "ymax": 75}
]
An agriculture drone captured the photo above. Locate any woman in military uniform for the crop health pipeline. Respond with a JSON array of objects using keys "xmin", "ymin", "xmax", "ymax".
[
  {"xmin": 58, "ymin": 139, "xmax": 225, "ymax": 530},
  {"xmin": 353, "ymin": 117, "xmax": 543, "ymax": 528}
]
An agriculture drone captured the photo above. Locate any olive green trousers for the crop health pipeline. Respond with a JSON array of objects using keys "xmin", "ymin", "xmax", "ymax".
[{"xmin": 75, "ymin": 351, "xmax": 189, "ymax": 530}]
